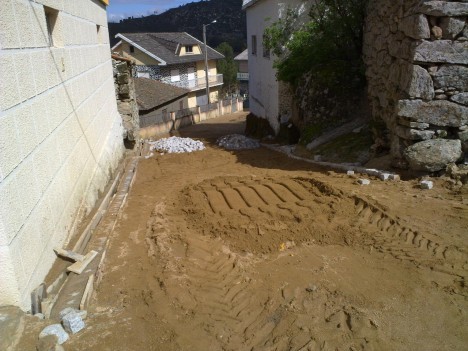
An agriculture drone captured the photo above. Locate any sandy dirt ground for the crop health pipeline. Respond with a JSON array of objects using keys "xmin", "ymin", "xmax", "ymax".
[{"xmin": 17, "ymin": 112, "xmax": 468, "ymax": 350}]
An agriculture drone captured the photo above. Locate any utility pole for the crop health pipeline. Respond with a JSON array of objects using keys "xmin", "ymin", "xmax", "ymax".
[{"xmin": 203, "ymin": 20, "xmax": 216, "ymax": 105}]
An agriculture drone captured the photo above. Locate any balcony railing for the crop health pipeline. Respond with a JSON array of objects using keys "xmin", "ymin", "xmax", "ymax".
[
  {"xmin": 237, "ymin": 72, "xmax": 249, "ymax": 81},
  {"xmin": 170, "ymin": 74, "xmax": 223, "ymax": 91}
]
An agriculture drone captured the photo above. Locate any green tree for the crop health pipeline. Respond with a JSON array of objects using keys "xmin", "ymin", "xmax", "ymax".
[
  {"xmin": 264, "ymin": 0, "xmax": 368, "ymax": 90},
  {"xmin": 216, "ymin": 42, "xmax": 238, "ymax": 95}
]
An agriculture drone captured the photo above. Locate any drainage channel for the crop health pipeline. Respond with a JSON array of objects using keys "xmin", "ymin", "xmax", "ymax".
[{"xmin": 48, "ymin": 156, "xmax": 139, "ymax": 319}]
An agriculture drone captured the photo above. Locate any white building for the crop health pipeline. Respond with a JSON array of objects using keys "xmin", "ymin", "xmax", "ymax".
[
  {"xmin": 242, "ymin": 0, "xmax": 307, "ymax": 133},
  {"xmin": 0, "ymin": 0, "xmax": 124, "ymax": 310}
]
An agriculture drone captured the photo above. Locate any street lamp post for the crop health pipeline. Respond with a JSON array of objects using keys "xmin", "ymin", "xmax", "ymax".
[{"xmin": 203, "ymin": 20, "xmax": 216, "ymax": 105}]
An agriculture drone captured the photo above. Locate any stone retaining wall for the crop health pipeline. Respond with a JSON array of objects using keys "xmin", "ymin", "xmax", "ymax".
[
  {"xmin": 364, "ymin": 0, "xmax": 467, "ymax": 171},
  {"xmin": 112, "ymin": 58, "xmax": 139, "ymax": 143}
]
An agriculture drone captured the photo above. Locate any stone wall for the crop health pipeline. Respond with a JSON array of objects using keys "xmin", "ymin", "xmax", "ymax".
[
  {"xmin": 0, "ymin": 0, "xmax": 124, "ymax": 310},
  {"xmin": 113, "ymin": 58, "xmax": 139, "ymax": 142},
  {"xmin": 364, "ymin": 0, "xmax": 467, "ymax": 171}
]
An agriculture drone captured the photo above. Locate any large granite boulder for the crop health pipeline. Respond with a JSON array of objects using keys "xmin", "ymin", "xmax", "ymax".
[{"xmin": 404, "ymin": 139, "xmax": 463, "ymax": 171}]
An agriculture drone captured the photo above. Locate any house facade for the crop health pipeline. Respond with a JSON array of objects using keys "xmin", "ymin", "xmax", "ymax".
[
  {"xmin": 0, "ymin": 0, "xmax": 124, "ymax": 310},
  {"xmin": 242, "ymin": 0, "xmax": 307, "ymax": 133},
  {"xmin": 234, "ymin": 49, "xmax": 249, "ymax": 98},
  {"xmin": 112, "ymin": 32, "xmax": 224, "ymax": 108}
]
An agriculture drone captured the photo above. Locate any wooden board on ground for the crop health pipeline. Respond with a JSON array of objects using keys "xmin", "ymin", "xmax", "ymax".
[
  {"xmin": 80, "ymin": 275, "xmax": 94, "ymax": 310},
  {"xmin": 67, "ymin": 250, "xmax": 98, "ymax": 275},
  {"xmin": 54, "ymin": 248, "xmax": 85, "ymax": 262}
]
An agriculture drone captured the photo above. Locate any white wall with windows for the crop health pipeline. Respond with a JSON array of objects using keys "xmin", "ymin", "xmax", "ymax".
[
  {"xmin": 244, "ymin": 0, "xmax": 306, "ymax": 133},
  {"xmin": 0, "ymin": 0, "xmax": 124, "ymax": 310}
]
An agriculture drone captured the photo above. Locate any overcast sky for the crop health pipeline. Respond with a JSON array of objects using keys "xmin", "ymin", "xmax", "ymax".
[{"xmin": 107, "ymin": 0, "xmax": 196, "ymax": 22}]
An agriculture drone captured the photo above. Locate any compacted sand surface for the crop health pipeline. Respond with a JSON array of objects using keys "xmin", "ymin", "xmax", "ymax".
[{"xmin": 16, "ymin": 113, "xmax": 468, "ymax": 350}]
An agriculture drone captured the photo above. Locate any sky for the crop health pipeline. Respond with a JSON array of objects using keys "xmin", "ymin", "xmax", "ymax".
[{"xmin": 107, "ymin": 0, "xmax": 196, "ymax": 22}]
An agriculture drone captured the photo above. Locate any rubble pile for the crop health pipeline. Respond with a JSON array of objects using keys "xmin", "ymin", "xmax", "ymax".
[
  {"xmin": 217, "ymin": 134, "xmax": 260, "ymax": 150},
  {"xmin": 148, "ymin": 137, "xmax": 205, "ymax": 154}
]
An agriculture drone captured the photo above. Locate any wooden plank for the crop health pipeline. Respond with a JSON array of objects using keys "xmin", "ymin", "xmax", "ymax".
[
  {"xmin": 54, "ymin": 248, "xmax": 85, "ymax": 262},
  {"xmin": 67, "ymin": 250, "xmax": 98, "ymax": 275},
  {"xmin": 80, "ymin": 275, "xmax": 94, "ymax": 310}
]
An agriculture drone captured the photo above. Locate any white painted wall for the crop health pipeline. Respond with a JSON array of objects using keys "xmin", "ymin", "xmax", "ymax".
[
  {"xmin": 245, "ymin": 0, "xmax": 307, "ymax": 133},
  {"xmin": 0, "ymin": 0, "xmax": 124, "ymax": 310}
]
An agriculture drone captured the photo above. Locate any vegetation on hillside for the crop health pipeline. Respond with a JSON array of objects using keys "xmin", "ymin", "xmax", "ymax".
[{"xmin": 109, "ymin": 0, "xmax": 246, "ymax": 53}]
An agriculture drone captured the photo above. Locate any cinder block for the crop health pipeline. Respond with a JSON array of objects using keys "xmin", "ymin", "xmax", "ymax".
[
  {"xmin": 14, "ymin": 103, "xmax": 39, "ymax": 161},
  {"xmin": 31, "ymin": 93, "xmax": 51, "ymax": 143},
  {"xmin": 0, "ymin": 211, "xmax": 7, "ymax": 247},
  {"xmin": 0, "ymin": 53, "xmax": 21, "ymax": 110},
  {"xmin": 6, "ymin": 234, "xmax": 27, "ymax": 292},
  {"xmin": 30, "ymin": 50, "xmax": 50, "ymax": 94},
  {"xmin": 0, "ymin": 0, "xmax": 21, "ymax": 49},
  {"xmin": 0, "ymin": 246, "xmax": 21, "ymax": 306},
  {"xmin": 16, "ymin": 212, "xmax": 42, "ymax": 281},
  {"xmin": 14, "ymin": 52, "xmax": 37, "ymax": 102},
  {"xmin": 30, "ymin": 2, "xmax": 49, "ymax": 48},
  {"xmin": 35, "ymin": 0, "xmax": 64, "ymax": 11},
  {"xmin": 32, "ymin": 142, "xmax": 52, "ymax": 196},
  {"xmin": 0, "ymin": 111, "xmax": 22, "ymax": 178},
  {"xmin": 12, "ymin": 0, "xmax": 36, "ymax": 48},
  {"xmin": 15, "ymin": 157, "xmax": 40, "ymax": 220},
  {"xmin": 44, "ymin": 50, "xmax": 61, "ymax": 88}
]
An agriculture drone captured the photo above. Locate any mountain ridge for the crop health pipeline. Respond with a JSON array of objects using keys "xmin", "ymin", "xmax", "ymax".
[{"xmin": 109, "ymin": 0, "xmax": 246, "ymax": 53}]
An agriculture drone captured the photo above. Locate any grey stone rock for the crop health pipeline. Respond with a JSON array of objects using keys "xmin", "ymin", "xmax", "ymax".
[
  {"xmin": 395, "ymin": 126, "xmax": 435, "ymax": 140},
  {"xmin": 39, "ymin": 325, "xmax": 69, "ymax": 345},
  {"xmin": 118, "ymin": 102, "xmax": 132, "ymax": 115},
  {"xmin": 397, "ymin": 99, "xmax": 468, "ymax": 127},
  {"xmin": 398, "ymin": 117, "xmax": 430, "ymax": 129},
  {"xmin": 413, "ymin": 40, "xmax": 468, "ymax": 64},
  {"xmin": 433, "ymin": 65, "xmax": 468, "ymax": 90},
  {"xmin": 358, "ymin": 179, "xmax": 370, "ymax": 185},
  {"xmin": 404, "ymin": 139, "xmax": 463, "ymax": 171},
  {"xmin": 116, "ymin": 62, "xmax": 127, "ymax": 74},
  {"xmin": 451, "ymin": 93, "xmax": 468, "ymax": 106},
  {"xmin": 435, "ymin": 94, "xmax": 448, "ymax": 100},
  {"xmin": 379, "ymin": 173, "xmax": 391, "ymax": 181},
  {"xmin": 400, "ymin": 64, "xmax": 434, "ymax": 100},
  {"xmin": 431, "ymin": 26, "xmax": 443, "ymax": 39},
  {"xmin": 419, "ymin": 2, "xmax": 468, "ymax": 16},
  {"xmin": 62, "ymin": 311, "xmax": 85, "ymax": 335},
  {"xmin": 36, "ymin": 335, "xmax": 59, "ymax": 351},
  {"xmin": 420, "ymin": 180, "xmax": 434, "ymax": 189},
  {"xmin": 458, "ymin": 130, "xmax": 468, "ymax": 142},
  {"xmin": 440, "ymin": 17, "xmax": 466, "ymax": 39},
  {"xmin": 398, "ymin": 14, "xmax": 430, "ymax": 39},
  {"xmin": 117, "ymin": 73, "xmax": 129, "ymax": 84}
]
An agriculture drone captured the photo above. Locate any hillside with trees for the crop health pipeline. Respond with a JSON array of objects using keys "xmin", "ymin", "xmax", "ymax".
[{"xmin": 108, "ymin": 0, "xmax": 246, "ymax": 53}]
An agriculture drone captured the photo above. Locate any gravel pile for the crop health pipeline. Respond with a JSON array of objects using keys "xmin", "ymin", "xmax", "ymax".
[
  {"xmin": 217, "ymin": 134, "xmax": 260, "ymax": 150},
  {"xmin": 148, "ymin": 137, "xmax": 205, "ymax": 154}
]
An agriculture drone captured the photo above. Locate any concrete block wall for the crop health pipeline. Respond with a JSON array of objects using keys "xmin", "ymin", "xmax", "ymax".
[{"xmin": 0, "ymin": 0, "xmax": 124, "ymax": 310}]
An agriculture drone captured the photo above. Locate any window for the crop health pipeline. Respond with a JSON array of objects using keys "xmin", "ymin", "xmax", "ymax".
[
  {"xmin": 185, "ymin": 45, "xmax": 193, "ymax": 53},
  {"xmin": 263, "ymin": 34, "xmax": 270, "ymax": 59},
  {"xmin": 179, "ymin": 100, "xmax": 184, "ymax": 110},
  {"xmin": 130, "ymin": 45, "xmax": 135, "ymax": 53},
  {"xmin": 171, "ymin": 69, "xmax": 180, "ymax": 82},
  {"xmin": 251, "ymin": 35, "xmax": 257, "ymax": 55},
  {"xmin": 44, "ymin": 7, "xmax": 61, "ymax": 47}
]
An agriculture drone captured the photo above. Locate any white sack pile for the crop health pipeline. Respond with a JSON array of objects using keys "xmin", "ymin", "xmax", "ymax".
[{"xmin": 148, "ymin": 137, "xmax": 205, "ymax": 154}]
